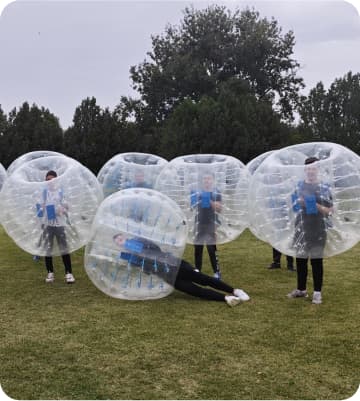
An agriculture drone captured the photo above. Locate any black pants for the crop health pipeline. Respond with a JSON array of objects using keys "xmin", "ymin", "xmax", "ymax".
[
  {"xmin": 194, "ymin": 244, "xmax": 220, "ymax": 273},
  {"xmin": 45, "ymin": 255, "xmax": 72, "ymax": 274},
  {"xmin": 174, "ymin": 260, "xmax": 233, "ymax": 301},
  {"xmin": 273, "ymin": 248, "xmax": 294, "ymax": 267},
  {"xmin": 296, "ymin": 258, "xmax": 323, "ymax": 292},
  {"xmin": 43, "ymin": 226, "xmax": 72, "ymax": 274}
]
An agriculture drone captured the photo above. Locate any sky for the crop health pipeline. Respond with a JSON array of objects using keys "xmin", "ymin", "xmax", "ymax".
[{"xmin": 0, "ymin": 0, "xmax": 360, "ymax": 129}]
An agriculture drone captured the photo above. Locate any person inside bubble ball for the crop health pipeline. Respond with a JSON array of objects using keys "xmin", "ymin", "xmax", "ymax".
[
  {"xmin": 113, "ymin": 233, "xmax": 250, "ymax": 307},
  {"xmin": 36, "ymin": 170, "xmax": 75, "ymax": 284},
  {"xmin": 124, "ymin": 170, "xmax": 151, "ymax": 189},
  {"xmin": 288, "ymin": 157, "xmax": 333, "ymax": 304},
  {"xmin": 191, "ymin": 172, "xmax": 222, "ymax": 279}
]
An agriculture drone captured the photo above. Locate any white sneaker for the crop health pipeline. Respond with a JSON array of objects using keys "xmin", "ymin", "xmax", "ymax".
[
  {"xmin": 65, "ymin": 273, "xmax": 75, "ymax": 283},
  {"xmin": 225, "ymin": 295, "xmax": 242, "ymax": 307},
  {"xmin": 194, "ymin": 269, "xmax": 200, "ymax": 273},
  {"xmin": 287, "ymin": 289, "xmax": 308, "ymax": 298},
  {"xmin": 312, "ymin": 291, "xmax": 322, "ymax": 304},
  {"xmin": 233, "ymin": 288, "xmax": 250, "ymax": 301},
  {"xmin": 45, "ymin": 272, "xmax": 54, "ymax": 283}
]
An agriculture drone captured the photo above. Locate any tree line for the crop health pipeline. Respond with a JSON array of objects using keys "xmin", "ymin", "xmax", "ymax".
[{"xmin": 1, "ymin": 6, "xmax": 359, "ymax": 173}]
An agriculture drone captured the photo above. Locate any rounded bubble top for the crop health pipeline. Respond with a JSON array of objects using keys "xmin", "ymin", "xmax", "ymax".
[
  {"xmin": 97, "ymin": 152, "xmax": 168, "ymax": 197},
  {"xmin": 0, "ymin": 154, "xmax": 103, "ymax": 256},
  {"xmin": 248, "ymin": 142, "xmax": 360, "ymax": 258},
  {"xmin": 246, "ymin": 150, "xmax": 275, "ymax": 176},
  {"xmin": 7, "ymin": 150, "xmax": 63, "ymax": 176},
  {"xmin": 84, "ymin": 188, "xmax": 188, "ymax": 300},
  {"xmin": 155, "ymin": 154, "xmax": 250, "ymax": 245},
  {"xmin": 0, "ymin": 163, "xmax": 7, "ymax": 191}
]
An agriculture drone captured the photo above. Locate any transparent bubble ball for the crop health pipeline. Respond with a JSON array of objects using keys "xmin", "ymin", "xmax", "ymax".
[
  {"xmin": 155, "ymin": 154, "xmax": 250, "ymax": 245},
  {"xmin": 248, "ymin": 142, "xmax": 360, "ymax": 258},
  {"xmin": 0, "ymin": 163, "xmax": 7, "ymax": 191},
  {"xmin": 246, "ymin": 150, "xmax": 275, "ymax": 241},
  {"xmin": 0, "ymin": 154, "xmax": 103, "ymax": 256},
  {"xmin": 7, "ymin": 150, "xmax": 63, "ymax": 176},
  {"xmin": 97, "ymin": 152, "xmax": 168, "ymax": 197},
  {"xmin": 84, "ymin": 188, "xmax": 188, "ymax": 300}
]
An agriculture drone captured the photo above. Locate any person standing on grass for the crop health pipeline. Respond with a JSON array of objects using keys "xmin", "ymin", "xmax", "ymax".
[
  {"xmin": 287, "ymin": 157, "xmax": 333, "ymax": 304},
  {"xmin": 191, "ymin": 172, "xmax": 222, "ymax": 279},
  {"xmin": 267, "ymin": 248, "xmax": 295, "ymax": 271},
  {"xmin": 113, "ymin": 233, "xmax": 250, "ymax": 307},
  {"xmin": 37, "ymin": 170, "xmax": 75, "ymax": 284}
]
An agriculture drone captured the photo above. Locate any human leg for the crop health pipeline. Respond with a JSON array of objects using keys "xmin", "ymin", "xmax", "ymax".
[
  {"xmin": 268, "ymin": 248, "xmax": 281, "ymax": 269},
  {"xmin": 178, "ymin": 260, "xmax": 233, "ymax": 293},
  {"xmin": 286, "ymin": 255, "xmax": 295, "ymax": 271},
  {"xmin": 296, "ymin": 258, "xmax": 308, "ymax": 291},
  {"xmin": 194, "ymin": 245, "xmax": 204, "ymax": 271},
  {"xmin": 206, "ymin": 244, "xmax": 221, "ymax": 276},
  {"xmin": 45, "ymin": 256, "xmax": 54, "ymax": 273},
  {"xmin": 287, "ymin": 258, "xmax": 308, "ymax": 297},
  {"xmin": 174, "ymin": 278, "xmax": 226, "ymax": 301},
  {"xmin": 310, "ymin": 258, "xmax": 323, "ymax": 292}
]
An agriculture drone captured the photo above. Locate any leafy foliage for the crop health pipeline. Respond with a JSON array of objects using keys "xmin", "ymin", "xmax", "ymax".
[
  {"xmin": 129, "ymin": 5, "xmax": 304, "ymax": 122},
  {"xmin": 0, "ymin": 102, "xmax": 63, "ymax": 167},
  {"xmin": 160, "ymin": 79, "xmax": 290, "ymax": 162},
  {"xmin": 298, "ymin": 72, "xmax": 360, "ymax": 154}
]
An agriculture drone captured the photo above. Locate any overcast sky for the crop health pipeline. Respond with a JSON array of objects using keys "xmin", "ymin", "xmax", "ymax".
[{"xmin": 0, "ymin": 0, "xmax": 359, "ymax": 129}]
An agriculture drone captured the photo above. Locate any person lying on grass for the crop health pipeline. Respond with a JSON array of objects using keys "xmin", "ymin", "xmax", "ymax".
[{"xmin": 113, "ymin": 233, "xmax": 250, "ymax": 307}]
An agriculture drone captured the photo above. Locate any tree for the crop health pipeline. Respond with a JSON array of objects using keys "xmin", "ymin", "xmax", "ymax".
[
  {"xmin": 64, "ymin": 97, "xmax": 145, "ymax": 173},
  {"xmin": 298, "ymin": 72, "xmax": 360, "ymax": 154},
  {"xmin": 160, "ymin": 78, "xmax": 290, "ymax": 162},
  {"xmin": 0, "ymin": 106, "xmax": 9, "ymax": 166},
  {"xmin": 3, "ymin": 102, "xmax": 63, "ymax": 167},
  {"xmin": 129, "ymin": 5, "xmax": 303, "ymax": 122}
]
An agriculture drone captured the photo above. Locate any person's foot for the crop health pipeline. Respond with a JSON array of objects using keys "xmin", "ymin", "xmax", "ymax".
[
  {"xmin": 45, "ymin": 272, "xmax": 54, "ymax": 283},
  {"xmin": 225, "ymin": 295, "xmax": 242, "ymax": 307},
  {"xmin": 287, "ymin": 265, "xmax": 296, "ymax": 271},
  {"xmin": 194, "ymin": 269, "xmax": 200, "ymax": 273},
  {"xmin": 65, "ymin": 273, "xmax": 75, "ymax": 284},
  {"xmin": 213, "ymin": 270, "xmax": 221, "ymax": 280},
  {"xmin": 312, "ymin": 291, "xmax": 322, "ymax": 304},
  {"xmin": 287, "ymin": 289, "xmax": 308, "ymax": 298},
  {"xmin": 233, "ymin": 288, "xmax": 250, "ymax": 301},
  {"xmin": 268, "ymin": 262, "xmax": 281, "ymax": 269}
]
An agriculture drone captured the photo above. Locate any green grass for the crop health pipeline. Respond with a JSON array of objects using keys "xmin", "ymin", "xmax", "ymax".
[{"xmin": 0, "ymin": 227, "xmax": 359, "ymax": 400}]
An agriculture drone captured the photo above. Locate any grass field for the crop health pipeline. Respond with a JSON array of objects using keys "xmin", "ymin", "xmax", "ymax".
[{"xmin": 0, "ymin": 227, "xmax": 359, "ymax": 400}]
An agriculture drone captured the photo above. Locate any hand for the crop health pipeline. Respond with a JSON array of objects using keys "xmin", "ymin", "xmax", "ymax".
[{"xmin": 211, "ymin": 200, "xmax": 222, "ymax": 212}]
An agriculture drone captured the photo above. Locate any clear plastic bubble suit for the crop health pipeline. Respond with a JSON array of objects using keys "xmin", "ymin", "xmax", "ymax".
[
  {"xmin": 7, "ymin": 150, "xmax": 63, "ymax": 176},
  {"xmin": 0, "ymin": 163, "xmax": 7, "ymax": 191},
  {"xmin": 248, "ymin": 142, "xmax": 360, "ymax": 258},
  {"xmin": 84, "ymin": 188, "xmax": 188, "ymax": 300},
  {"xmin": 0, "ymin": 154, "xmax": 103, "ymax": 256},
  {"xmin": 97, "ymin": 152, "xmax": 168, "ymax": 197},
  {"xmin": 155, "ymin": 154, "xmax": 249, "ymax": 245},
  {"xmin": 246, "ymin": 150, "xmax": 275, "ymax": 241}
]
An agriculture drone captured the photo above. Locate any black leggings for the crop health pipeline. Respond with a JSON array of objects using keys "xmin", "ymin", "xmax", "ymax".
[
  {"xmin": 194, "ymin": 244, "xmax": 220, "ymax": 273},
  {"xmin": 45, "ymin": 255, "xmax": 72, "ymax": 274},
  {"xmin": 174, "ymin": 260, "xmax": 233, "ymax": 301},
  {"xmin": 296, "ymin": 258, "xmax": 323, "ymax": 292},
  {"xmin": 273, "ymin": 248, "xmax": 294, "ymax": 266}
]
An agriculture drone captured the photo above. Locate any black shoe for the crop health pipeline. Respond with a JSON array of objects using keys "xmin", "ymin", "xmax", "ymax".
[
  {"xmin": 268, "ymin": 262, "xmax": 281, "ymax": 269},
  {"xmin": 287, "ymin": 265, "xmax": 296, "ymax": 271}
]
